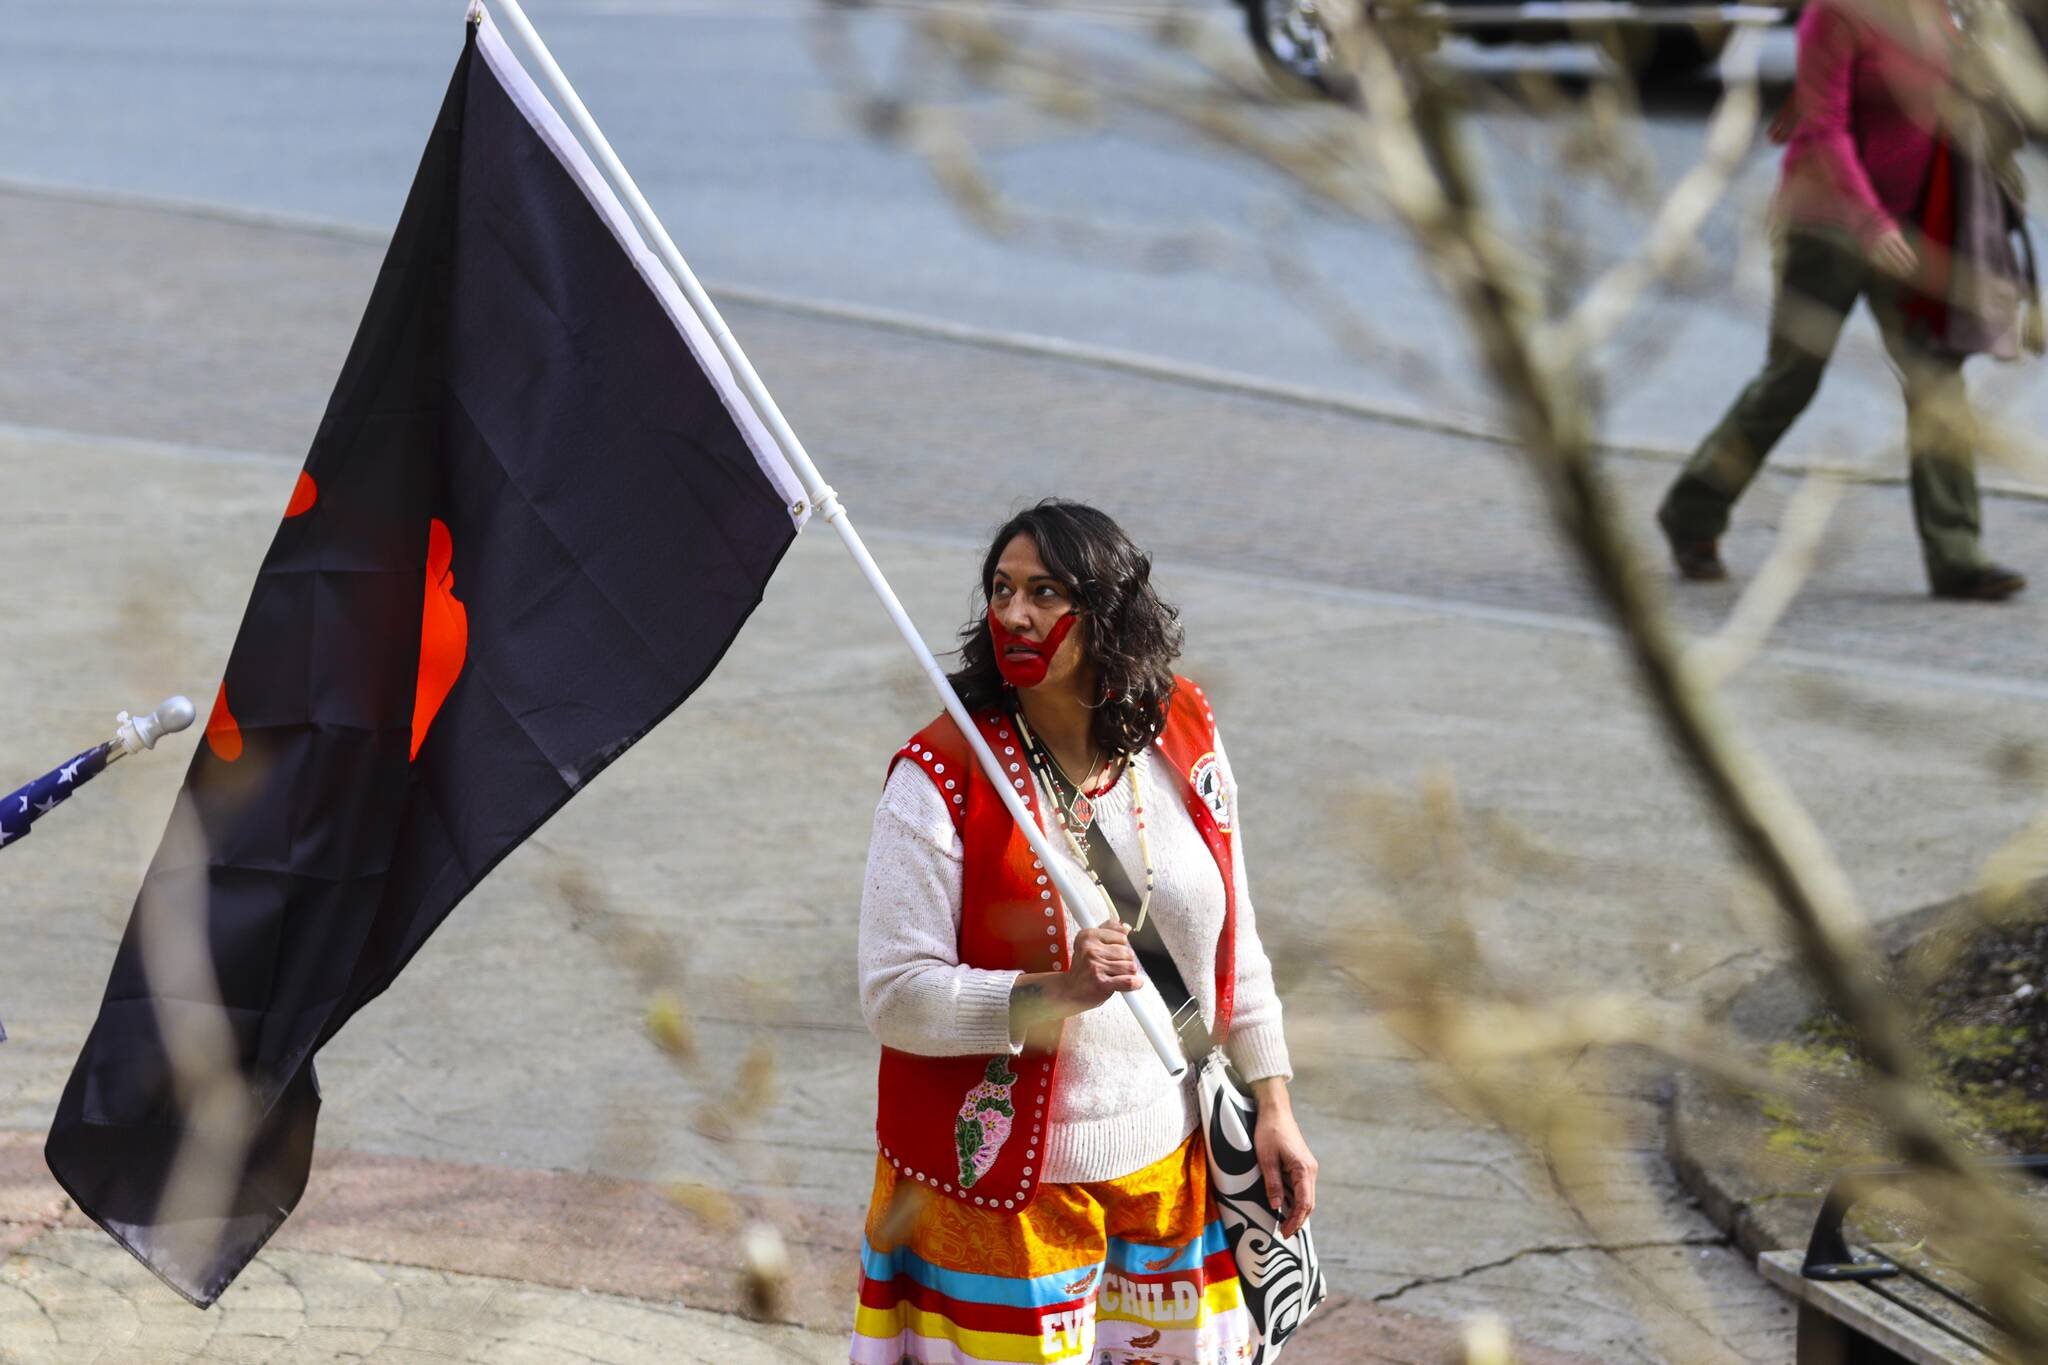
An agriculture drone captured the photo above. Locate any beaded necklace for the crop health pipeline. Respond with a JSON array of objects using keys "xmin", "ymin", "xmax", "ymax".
[{"xmin": 1012, "ymin": 708, "xmax": 1156, "ymax": 933}]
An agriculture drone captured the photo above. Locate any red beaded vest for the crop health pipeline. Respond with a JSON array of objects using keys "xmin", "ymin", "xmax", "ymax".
[{"xmin": 873, "ymin": 675, "xmax": 1236, "ymax": 1211}]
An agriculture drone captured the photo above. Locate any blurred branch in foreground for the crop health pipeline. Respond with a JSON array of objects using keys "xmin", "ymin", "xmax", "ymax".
[{"xmin": 546, "ymin": 851, "xmax": 794, "ymax": 1320}]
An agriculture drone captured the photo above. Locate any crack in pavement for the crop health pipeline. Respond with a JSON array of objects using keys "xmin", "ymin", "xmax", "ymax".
[
  {"xmin": 1672, "ymin": 946, "xmax": 1769, "ymax": 991},
  {"xmin": 1369, "ymin": 1234, "xmax": 1730, "ymax": 1306}
]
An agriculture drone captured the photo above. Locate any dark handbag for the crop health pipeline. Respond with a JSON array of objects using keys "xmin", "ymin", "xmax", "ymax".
[
  {"xmin": 1080, "ymin": 823, "xmax": 1329, "ymax": 1363},
  {"xmin": 1905, "ymin": 128, "xmax": 2038, "ymax": 359},
  {"xmin": 1929, "ymin": 31, "xmax": 2044, "ymax": 357}
]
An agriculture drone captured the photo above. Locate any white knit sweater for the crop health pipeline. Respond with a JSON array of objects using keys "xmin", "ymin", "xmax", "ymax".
[{"xmin": 858, "ymin": 733, "xmax": 1292, "ymax": 1184}]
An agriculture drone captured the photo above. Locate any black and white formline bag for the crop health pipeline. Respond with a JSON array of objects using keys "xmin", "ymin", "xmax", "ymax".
[{"xmin": 1192, "ymin": 1042, "xmax": 1330, "ymax": 1362}]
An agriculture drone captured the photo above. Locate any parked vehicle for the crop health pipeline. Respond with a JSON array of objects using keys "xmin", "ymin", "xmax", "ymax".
[{"xmin": 1237, "ymin": 0, "xmax": 1790, "ymax": 97}]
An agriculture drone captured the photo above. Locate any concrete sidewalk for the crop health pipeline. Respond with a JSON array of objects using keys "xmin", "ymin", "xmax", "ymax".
[
  {"xmin": 1, "ymin": 1131, "xmax": 1592, "ymax": 1364},
  {"xmin": 1, "ymin": 1133, "xmax": 852, "ymax": 1364},
  {"xmin": 9, "ymin": 182, "xmax": 2048, "ymax": 1361}
]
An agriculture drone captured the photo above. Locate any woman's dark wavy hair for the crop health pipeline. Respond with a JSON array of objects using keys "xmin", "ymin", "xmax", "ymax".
[{"xmin": 949, "ymin": 500, "xmax": 1184, "ymax": 760}]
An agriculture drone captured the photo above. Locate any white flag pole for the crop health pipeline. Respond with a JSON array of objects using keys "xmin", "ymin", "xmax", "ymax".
[{"xmin": 476, "ymin": 0, "xmax": 1187, "ymax": 1080}]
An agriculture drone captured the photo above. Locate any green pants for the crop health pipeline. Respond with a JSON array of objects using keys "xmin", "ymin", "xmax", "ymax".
[{"xmin": 1659, "ymin": 228, "xmax": 1986, "ymax": 584}]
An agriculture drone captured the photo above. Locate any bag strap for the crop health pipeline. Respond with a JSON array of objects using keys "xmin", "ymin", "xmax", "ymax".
[{"xmin": 1078, "ymin": 819, "xmax": 1220, "ymax": 1065}]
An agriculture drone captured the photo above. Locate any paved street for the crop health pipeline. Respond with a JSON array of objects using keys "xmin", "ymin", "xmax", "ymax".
[{"xmin": 6, "ymin": 181, "xmax": 2048, "ymax": 1360}]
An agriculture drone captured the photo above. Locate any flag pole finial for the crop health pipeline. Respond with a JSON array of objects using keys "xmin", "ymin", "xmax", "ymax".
[{"xmin": 112, "ymin": 696, "xmax": 195, "ymax": 760}]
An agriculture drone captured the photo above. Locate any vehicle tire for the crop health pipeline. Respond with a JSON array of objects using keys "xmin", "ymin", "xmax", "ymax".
[
  {"xmin": 1605, "ymin": 24, "xmax": 1730, "ymax": 80},
  {"xmin": 1240, "ymin": 0, "xmax": 1362, "ymax": 102}
]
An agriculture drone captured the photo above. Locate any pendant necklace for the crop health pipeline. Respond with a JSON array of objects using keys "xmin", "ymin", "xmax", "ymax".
[{"xmin": 1012, "ymin": 708, "xmax": 1156, "ymax": 932}]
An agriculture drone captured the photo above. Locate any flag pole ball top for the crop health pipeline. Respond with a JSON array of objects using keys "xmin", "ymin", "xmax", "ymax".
[{"xmin": 114, "ymin": 696, "xmax": 196, "ymax": 756}]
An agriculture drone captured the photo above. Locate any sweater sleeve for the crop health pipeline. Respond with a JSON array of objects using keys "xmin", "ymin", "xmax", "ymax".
[
  {"xmin": 858, "ymin": 761, "xmax": 1024, "ymax": 1057},
  {"xmin": 1213, "ymin": 736, "xmax": 1294, "ymax": 1084},
  {"xmin": 1789, "ymin": 1, "xmax": 1897, "ymax": 243}
]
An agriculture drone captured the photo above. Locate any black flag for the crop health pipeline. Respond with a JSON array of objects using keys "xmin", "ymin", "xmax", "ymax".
[{"xmin": 46, "ymin": 13, "xmax": 808, "ymax": 1306}]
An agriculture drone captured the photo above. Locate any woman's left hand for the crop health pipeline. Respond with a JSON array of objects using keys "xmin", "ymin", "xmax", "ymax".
[{"xmin": 1250, "ymin": 1079, "xmax": 1318, "ymax": 1239}]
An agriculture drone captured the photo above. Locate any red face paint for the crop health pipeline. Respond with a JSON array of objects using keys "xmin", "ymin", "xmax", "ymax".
[{"xmin": 988, "ymin": 606, "xmax": 1079, "ymax": 688}]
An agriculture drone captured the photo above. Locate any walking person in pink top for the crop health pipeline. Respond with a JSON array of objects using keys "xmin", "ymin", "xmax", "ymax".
[{"xmin": 1657, "ymin": 0, "xmax": 2030, "ymax": 599}]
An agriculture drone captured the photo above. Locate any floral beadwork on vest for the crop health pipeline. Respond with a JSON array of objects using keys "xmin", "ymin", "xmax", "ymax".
[{"xmin": 954, "ymin": 1057, "xmax": 1019, "ymax": 1189}]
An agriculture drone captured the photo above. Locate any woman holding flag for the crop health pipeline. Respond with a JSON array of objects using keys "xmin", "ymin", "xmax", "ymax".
[{"xmin": 851, "ymin": 500, "xmax": 1314, "ymax": 1364}]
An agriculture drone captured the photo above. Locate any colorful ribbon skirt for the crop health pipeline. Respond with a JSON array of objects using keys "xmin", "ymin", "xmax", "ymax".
[{"xmin": 851, "ymin": 1132, "xmax": 1253, "ymax": 1363}]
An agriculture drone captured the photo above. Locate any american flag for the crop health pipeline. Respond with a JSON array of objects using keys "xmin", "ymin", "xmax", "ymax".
[
  {"xmin": 0, "ymin": 701, "xmax": 191, "ymax": 1044},
  {"xmin": 0, "ymin": 744, "xmax": 112, "ymax": 854},
  {"xmin": 0, "ymin": 741, "xmax": 112, "ymax": 1041}
]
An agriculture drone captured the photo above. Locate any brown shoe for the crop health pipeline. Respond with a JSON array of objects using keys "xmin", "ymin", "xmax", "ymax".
[
  {"xmin": 1670, "ymin": 539, "xmax": 1728, "ymax": 581},
  {"xmin": 1657, "ymin": 505, "xmax": 1728, "ymax": 581},
  {"xmin": 1931, "ymin": 563, "xmax": 2028, "ymax": 601}
]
